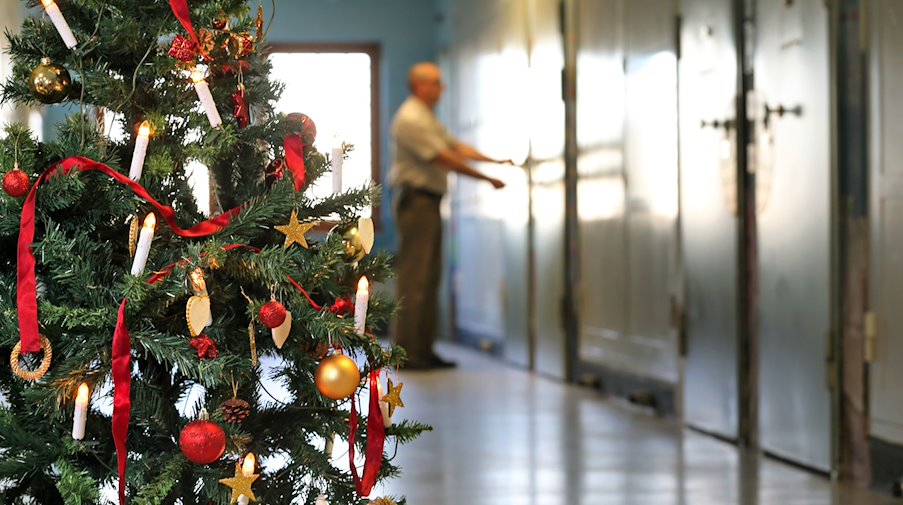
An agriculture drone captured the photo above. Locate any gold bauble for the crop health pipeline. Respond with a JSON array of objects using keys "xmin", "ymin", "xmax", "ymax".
[
  {"xmin": 315, "ymin": 353, "xmax": 361, "ymax": 400},
  {"xmin": 28, "ymin": 57, "xmax": 72, "ymax": 104},
  {"xmin": 329, "ymin": 223, "xmax": 365, "ymax": 263}
]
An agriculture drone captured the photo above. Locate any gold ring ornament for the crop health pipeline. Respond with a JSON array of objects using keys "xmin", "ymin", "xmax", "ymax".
[{"xmin": 10, "ymin": 335, "xmax": 53, "ymax": 381}]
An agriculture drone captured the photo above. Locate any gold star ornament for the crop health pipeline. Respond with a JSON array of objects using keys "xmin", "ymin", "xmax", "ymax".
[
  {"xmin": 381, "ymin": 378, "xmax": 405, "ymax": 417},
  {"xmin": 275, "ymin": 210, "xmax": 316, "ymax": 248},
  {"xmin": 219, "ymin": 461, "xmax": 259, "ymax": 503}
]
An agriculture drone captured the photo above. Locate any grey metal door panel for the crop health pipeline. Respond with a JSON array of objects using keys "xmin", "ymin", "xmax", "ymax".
[
  {"xmin": 446, "ymin": 0, "xmax": 532, "ymax": 362},
  {"xmin": 576, "ymin": 0, "xmax": 680, "ymax": 384},
  {"xmin": 576, "ymin": 0, "xmax": 629, "ymax": 369},
  {"xmin": 869, "ymin": 0, "xmax": 903, "ymax": 445},
  {"xmin": 755, "ymin": 0, "xmax": 833, "ymax": 471},
  {"xmin": 530, "ymin": 0, "xmax": 567, "ymax": 379},
  {"xmin": 678, "ymin": 0, "xmax": 740, "ymax": 439}
]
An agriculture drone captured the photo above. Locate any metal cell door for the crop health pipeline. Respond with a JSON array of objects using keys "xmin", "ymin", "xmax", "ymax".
[
  {"xmin": 529, "ymin": 0, "xmax": 568, "ymax": 379},
  {"xmin": 869, "ymin": 0, "xmax": 903, "ymax": 448},
  {"xmin": 754, "ymin": 0, "xmax": 834, "ymax": 471},
  {"xmin": 678, "ymin": 0, "xmax": 742, "ymax": 439}
]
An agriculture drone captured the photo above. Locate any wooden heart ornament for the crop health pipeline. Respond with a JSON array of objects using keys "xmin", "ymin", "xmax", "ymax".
[
  {"xmin": 271, "ymin": 310, "xmax": 292, "ymax": 349},
  {"xmin": 186, "ymin": 295, "xmax": 212, "ymax": 337},
  {"xmin": 358, "ymin": 217, "xmax": 374, "ymax": 254}
]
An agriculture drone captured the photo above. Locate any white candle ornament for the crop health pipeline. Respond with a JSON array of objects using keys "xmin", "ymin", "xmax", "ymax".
[
  {"xmin": 129, "ymin": 121, "xmax": 151, "ymax": 180},
  {"xmin": 72, "ymin": 383, "xmax": 89, "ymax": 440},
  {"xmin": 130, "ymin": 213, "xmax": 156, "ymax": 276},
  {"xmin": 42, "ymin": 0, "xmax": 77, "ymax": 49},
  {"xmin": 331, "ymin": 144, "xmax": 343, "ymax": 194},
  {"xmin": 324, "ymin": 432, "xmax": 335, "ymax": 457},
  {"xmin": 191, "ymin": 69, "xmax": 222, "ymax": 128},
  {"xmin": 377, "ymin": 377, "xmax": 392, "ymax": 428},
  {"xmin": 237, "ymin": 453, "xmax": 256, "ymax": 505},
  {"xmin": 354, "ymin": 276, "xmax": 369, "ymax": 336}
]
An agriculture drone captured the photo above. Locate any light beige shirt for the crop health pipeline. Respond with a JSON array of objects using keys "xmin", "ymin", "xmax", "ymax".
[{"xmin": 389, "ymin": 96, "xmax": 456, "ymax": 195}]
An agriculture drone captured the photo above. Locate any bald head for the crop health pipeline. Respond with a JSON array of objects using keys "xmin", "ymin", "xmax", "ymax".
[{"xmin": 408, "ymin": 62, "xmax": 443, "ymax": 108}]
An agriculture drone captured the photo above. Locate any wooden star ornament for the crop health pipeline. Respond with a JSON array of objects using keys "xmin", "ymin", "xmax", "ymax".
[
  {"xmin": 275, "ymin": 210, "xmax": 316, "ymax": 249},
  {"xmin": 381, "ymin": 378, "xmax": 405, "ymax": 417},
  {"xmin": 219, "ymin": 462, "xmax": 259, "ymax": 503}
]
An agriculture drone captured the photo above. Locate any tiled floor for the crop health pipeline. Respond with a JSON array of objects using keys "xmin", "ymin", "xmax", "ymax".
[{"xmin": 376, "ymin": 343, "xmax": 895, "ymax": 505}]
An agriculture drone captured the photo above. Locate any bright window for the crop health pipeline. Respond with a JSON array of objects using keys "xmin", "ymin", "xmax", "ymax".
[{"xmin": 269, "ymin": 50, "xmax": 376, "ymax": 218}]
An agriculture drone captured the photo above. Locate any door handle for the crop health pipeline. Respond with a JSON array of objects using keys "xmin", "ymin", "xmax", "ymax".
[
  {"xmin": 763, "ymin": 103, "xmax": 803, "ymax": 128},
  {"xmin": 699, "ymin": 118, "xmax": 736, "ymax": 131}
]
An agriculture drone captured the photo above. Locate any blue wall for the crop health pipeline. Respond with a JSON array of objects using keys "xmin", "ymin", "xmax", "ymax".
[{"xmin": 265, "ymin": 0, "xmax": 441, "ymax": 251}]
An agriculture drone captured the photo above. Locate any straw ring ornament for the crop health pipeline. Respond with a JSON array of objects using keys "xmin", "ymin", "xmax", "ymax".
[{"xmin": 10, "ymin": 335, "xmax": 53, "ymax": 381}]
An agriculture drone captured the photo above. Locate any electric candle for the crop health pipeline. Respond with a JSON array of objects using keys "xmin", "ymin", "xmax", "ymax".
[
  {"xmin": 72, "ymin": 383, "xmax": 89, "ymax": 440},
  {"xmin": 331, "ymin": 142, "xmax": 343, "ymax": 194},
  {"xmin": 237, "ymin": 453, "xmax": 256, "ymax": 505},
  {"xmin": 128, "ymin": 121, "xmax": 151, "ymax": 180},
  {"xmin": 41, "ymin": 0, "xmax": 77, "ymax": 49},
  {"xmin": 191, "ymin": 69, "xmax": 222, "ymax": 128},
  {"xmin": 130, "ymin": 213, "xmax": 156, "ymax": 276},
  {"xmin": 354, "ymin": 276, "xmax": 369, "ymax": 336}
]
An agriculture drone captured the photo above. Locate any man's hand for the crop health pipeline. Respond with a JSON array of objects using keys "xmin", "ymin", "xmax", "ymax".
[{"xmin": 488, "ymin": 177, "xmax": 506, "ymax": 189}]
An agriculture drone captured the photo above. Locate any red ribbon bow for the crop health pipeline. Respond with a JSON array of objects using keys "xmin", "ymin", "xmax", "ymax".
[{"xmin": 168, "ymin": 0, "xmax": 211, "ymax": 61}]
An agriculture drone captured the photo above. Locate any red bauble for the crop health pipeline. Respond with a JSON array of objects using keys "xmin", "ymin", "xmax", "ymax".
[
  {"xmin": 3, "ymin": 169, "xmax": 30, "ymax": 198},
  {"xmin": 287, "ymin": 112, "xmax": 317, "ymax": 145},
  {"xmin": 259, "ymin": 300, "xmax": 287, "ymax": 328},
  {"xmin": 179, "ymin": 419, "xmax": 226, "ymax": 464}
]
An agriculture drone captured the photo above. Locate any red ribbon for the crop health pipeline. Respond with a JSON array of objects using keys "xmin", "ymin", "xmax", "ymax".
[
  {"xmin": 112, "ymin": 299, "xmax": 131, "ymax": 505},
  {"xmin": 16, "ymin": 157, "xmax": 244, "ymax": 504},
  {"xmin": 17, "ymin": 157, "xmax": 242, "ymax": 355},
  {"xmin": 16, "ymin": 155, "xmax": 354, "ymax": 503},
  {"xmin": 348, "ymin": 371, "xmax": 386, "ymax": 497},
  {"xmin": 283, "ymin": 134, "xmax": 306, "ymax": 192},
  {"xmin": 168, "ymin": 0, "xmax": 211, "ymax": 61}
]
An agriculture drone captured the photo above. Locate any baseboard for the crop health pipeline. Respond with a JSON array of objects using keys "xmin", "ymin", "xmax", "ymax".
[
  {"xmin": 574, "ymin": 360, "xmax": 676, "ymax": 417},
  {"xmin": 870, "ymin": 436, "xmax": 903, "ymax": 496},
  {"xmin": 451, "ymin": 327, "xmax": 504, "ymax": 357}
]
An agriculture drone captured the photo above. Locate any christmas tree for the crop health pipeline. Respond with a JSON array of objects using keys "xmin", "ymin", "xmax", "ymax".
[{"xmin": 0, "ymin": 1, "xmax": 427, "ymax": 503}]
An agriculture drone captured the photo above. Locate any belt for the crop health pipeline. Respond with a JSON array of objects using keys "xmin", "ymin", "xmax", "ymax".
[{"xmin": 400, "ymin": 185, "xmax": 444, "ymax": 200}]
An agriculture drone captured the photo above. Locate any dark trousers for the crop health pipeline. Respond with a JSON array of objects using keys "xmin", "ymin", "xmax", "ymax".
[{"xmin": 393, "ymin": 187, "xmax": 443, "ymax": 363}]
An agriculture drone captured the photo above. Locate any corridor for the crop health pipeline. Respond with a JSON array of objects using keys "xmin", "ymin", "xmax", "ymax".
[{"xmin": 379, "ymin": 344, "xmax": 893, "ymax": 505}]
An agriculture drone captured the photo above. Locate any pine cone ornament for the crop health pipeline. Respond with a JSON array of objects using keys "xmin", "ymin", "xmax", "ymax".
[{"xmin": 222, "ymin": 398, "xmax": 251, "ymax": 424}]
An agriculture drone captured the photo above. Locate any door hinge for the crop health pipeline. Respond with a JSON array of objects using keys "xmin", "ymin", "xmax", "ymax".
[
  {"xmin": 865, "ymin": 311, "xmax": 877, "ymax": 363},
  {"xmin": 826, "ymin": 329, "xmax": 837, "ymax": 390},
  {"xmin": 671, "ymin": 295, "xmax": 687, "ymax": 356}
]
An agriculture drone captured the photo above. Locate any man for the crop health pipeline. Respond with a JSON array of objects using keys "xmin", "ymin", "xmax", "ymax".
[{"xmin": 390, "ymin": 62, "xmax": 513, "ymax": 370}]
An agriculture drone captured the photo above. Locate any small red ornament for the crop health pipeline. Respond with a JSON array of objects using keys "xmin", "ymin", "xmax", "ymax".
[
  {"xmin": 287, "ymin": 112, "xmax": 317, "ymax": 146},
  {"xmin": 3, "ymin": 168, "xmax": 30, "ymax": 198},
  {"xmin": 190, "ymin": 334, "xmax": 218, "ymax": 359},
  {"xmin": 224, "ymin": 32, "xmax": 254, "ymax": 58},
  {"xmin": 213, "ymin": 60, "xmax": 250, "ymax": 77},
  {"xmin": 259, "ymin": 300, "xmax": 287, "ymax": 329},
  {"xmin": 179, "ymin": 418, "xmax": 226, "ymax": 464},
  {"xmin": 232, "ymin": 84, "xmax": 250, "ymax": 129},
  {"xmin": 168, "ymin": 35, "xmax": 198, "ymax": 62},
  {"xmin": 265, "ymin": 158, "xmax": 285, "ymax": 188},
  {"xmin": 329, "ymin": 297, "xmax": 353, "ymax": 317}
]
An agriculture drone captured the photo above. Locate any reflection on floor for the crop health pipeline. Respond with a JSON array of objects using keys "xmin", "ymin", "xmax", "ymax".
[{"xmin": 375, "ymin": 343, "xmax": 894, "ymax": 505}]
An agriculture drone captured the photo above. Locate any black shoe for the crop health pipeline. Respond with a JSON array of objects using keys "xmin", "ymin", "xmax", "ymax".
[{"xmin": 427, "ymin": 355, "xmax": 457, "ymax": 368}]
